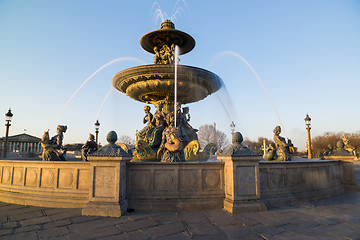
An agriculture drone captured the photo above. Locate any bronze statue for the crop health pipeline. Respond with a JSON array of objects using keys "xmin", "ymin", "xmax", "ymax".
[
  {"xmin": 269, "ymin": 126, "xmax": 291, "ymax": 161},
  {"xmin": 153, "ymin": 46, "xmax": 161, "ymax": 64},
  {"xmin": 321, "ymin": 137, "xmax": 358, "ymax": 159},
  {"xmin": 81, "ymin": 133, "xmax": 98, "ymax": 161},
  {"xmin": 136, "ymin": 106, "xmax": 154, "ymax": 143},
  {"xmin": 40, "ymin": 125, "xmax": 67, "ymax": 161},
  {"xmin": 157, "ymin": 113, "xmax": 188, "ymax": 162},
  {"xmin": 183, "ymin": 140, "xmax": 217, "ymax": 161},
  {"xmin": 332, "ymin": 140, "xmax": 352, "ymax": 156},
  {"xmin": 264, "ymin": 144, "xmax": 276, "ymax": 161},
  {"xmin": 180, "ymin": 106, "xmax": 198, "ymax": 141},
  {"xmin": 160, "ymin": 44, "xmax": 172, "ymax": 64},
  {"xmin": 153, "ymin": 44, "xmax": 177, "ymax": 65},
  {"xmin": 132, "ymin": 103, "xmax": 208, "ymax": 161},
  {"xmin": 149, "ymin": 102, "xmax": 167, "ymax": 148},
  {"xmin": 320, "ymin": 144, "xmax": 335, "ymax": 159}
]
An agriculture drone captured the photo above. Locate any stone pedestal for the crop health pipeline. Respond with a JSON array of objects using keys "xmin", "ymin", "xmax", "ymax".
[
  {"xmin": 218, "ymin": 155, "xmax": 266, "ymax": 214},
  {"xmin": 340, "ymin": 160, "xmax": 359, "ymax": 191},
  {"xmin": 82, "ymin": 155, "xmax": 131, "ymax": 217}
]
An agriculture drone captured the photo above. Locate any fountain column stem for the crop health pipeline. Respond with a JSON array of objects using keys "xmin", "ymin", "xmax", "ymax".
[{"xmin": 174, "ymin": 45, "xmax": 179, "ymax": 127}]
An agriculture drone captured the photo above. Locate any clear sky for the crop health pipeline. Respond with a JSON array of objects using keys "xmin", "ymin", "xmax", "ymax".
[{"xmin": 0, "ymin": 0, "xmax": 359, "ymax": 150}]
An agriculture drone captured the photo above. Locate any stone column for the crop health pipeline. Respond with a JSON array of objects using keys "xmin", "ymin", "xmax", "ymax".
[
  {"xmin": 217, "ymin": 132, "xmax": 266, "ymax": 214},
  {"xmin": 218, "ymin": 155, "xmax": 266, "ymax": 213},
  {"xmin": 82, "ymin": 131, "xmax": 132, "ymax": 217}
]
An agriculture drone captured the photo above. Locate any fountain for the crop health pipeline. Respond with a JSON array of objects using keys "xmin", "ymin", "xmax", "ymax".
[
  {"xmin": 112, "ymin": 20, "xmax": 222, "ymax": 161},
  {"xmin": 0, "ymin": 17, "xmax": 356, "ymax": 218}
]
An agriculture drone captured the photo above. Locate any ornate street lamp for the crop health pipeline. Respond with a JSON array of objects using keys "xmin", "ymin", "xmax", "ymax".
[
  {"xmin": 3, "ymin": 108, "xmax": 13, "ymax": 158},
  {"xmin": 230, "ymin": 121, "xmax": 235, "ymax": 135},
  {"xmin": 94, "ymin": 119, "xmax": 100, "ymax": 145},
  {"xmin": 304, "ymin": 113, "xmax": 312, "ymax": 159}
]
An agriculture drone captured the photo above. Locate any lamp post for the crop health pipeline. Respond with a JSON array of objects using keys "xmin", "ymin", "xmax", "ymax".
[
  {"xmin": 3, "ymin": 109, "xmax": 13, "ymax": 159},
  {"xmin": 304, "ymin": 113, "xmax": 312, "ymax": 159},
  {"xmin": 94, "ymin": 120, "xmax": 100, "ymax": 145},
  {"xmin": 230, "ymin": 121, "xmax": 235, "ymax": 135}
]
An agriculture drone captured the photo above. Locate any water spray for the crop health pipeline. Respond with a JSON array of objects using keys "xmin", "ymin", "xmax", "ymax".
[
  {"xmin": 49, "ymin": 57, "xmax": 146, "ymax": 129},
  {"xmin": 211, "ymin": 51, "xmax": 289, "ymax": 138}
]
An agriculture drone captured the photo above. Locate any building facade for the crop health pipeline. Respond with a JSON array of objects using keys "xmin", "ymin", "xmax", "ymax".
[{"xmin": 0, "ymin": 133, "xmax": 41, "ymax": 153}]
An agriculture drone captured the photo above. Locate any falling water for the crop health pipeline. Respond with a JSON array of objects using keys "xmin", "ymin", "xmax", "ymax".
[
  {"xmin": 213, "ymin": 82, "xmax": 240, "ymax": 134},
  {"xmin": 95, "ymin": 87, "xmax": 114, "ymax": 120},
  {"xmin": 215, "ymin": 85, "xmax": 236, "ymax": 122},
  {"xmin": 174, "ymin": 45, "xmax": 180, "ymax": 127},
  {"xmin": 211, "ymin": 51, "xmax": 289, "ymax": 138},
  {"xmin": 49, "ymin": 57, "xmax": 146, "ymax": 129}
]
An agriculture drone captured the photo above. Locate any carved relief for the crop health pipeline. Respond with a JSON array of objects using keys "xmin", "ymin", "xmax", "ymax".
[
  {"xmin": 203, "ymin": 170, "xmax": 220, "ymax": 190},
  {"xmin": 2, "ymin": 167, "xmax": 12, "ymax": 184},
  {"xmin": 13, "ymin": 167, "xmax": 24, "ymax": 186},
  {"xmin": 58, "ymin": 169, "xmax": 74, "ymax": 189},
  {"xmin": 155, "ymin": 170, "xmax": 174, "ymax": 191},
  {"xmin": 25, "ymin": 168, "xmax": 38, "ymax": 186},
  {"xmin": 269, "ymin": 168, "xmax": 284, "ymax": 188},
  {"xmin": 129, "ymin": 170, "xmax": 150, "ymax": 191},
  {"xmin": 179, "ymin": 170, "xmax": 197, "ymax": 191},
  {"xmin": 41, "ymin": 168, "xmax": 55, "ymax": 187}
]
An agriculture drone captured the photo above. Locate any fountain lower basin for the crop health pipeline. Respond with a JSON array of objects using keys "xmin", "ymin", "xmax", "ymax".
[{"xmin": 0, "ymin": 158, "xmax": 355, "ymax": 210}]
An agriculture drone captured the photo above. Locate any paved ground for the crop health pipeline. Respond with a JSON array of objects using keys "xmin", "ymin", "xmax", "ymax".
[{"xmin": 0, "ymin": 166, "xmax": 359, "ymax": 240}]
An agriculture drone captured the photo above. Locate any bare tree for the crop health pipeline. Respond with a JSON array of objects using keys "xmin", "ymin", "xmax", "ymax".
[
  {"xmin": 309, "ymin": 131, "xmax": 360, "ymax": 157},
  {"xmin": 197, "ymin": 124, "xmax": 230, "ymax": 150},
  {"xmin": 118, "ymin": 135, "xmax": 134, "ymax": 145}
]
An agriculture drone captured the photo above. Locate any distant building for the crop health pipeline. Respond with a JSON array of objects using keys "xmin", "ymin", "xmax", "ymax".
[{"xmin": 0, "ymin": 133, "xmax": 41, "ymax": 153}]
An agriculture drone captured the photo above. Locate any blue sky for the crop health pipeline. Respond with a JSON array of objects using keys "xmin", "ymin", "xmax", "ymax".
[{"xmin": 0, "ymin": 0, "xmax": 359, "ymax": 150}]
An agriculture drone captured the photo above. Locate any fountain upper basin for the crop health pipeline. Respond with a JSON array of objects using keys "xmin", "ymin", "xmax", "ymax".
[{"xmin": 112, "ymin": 64, "xmax": 222, "ymax": 104}]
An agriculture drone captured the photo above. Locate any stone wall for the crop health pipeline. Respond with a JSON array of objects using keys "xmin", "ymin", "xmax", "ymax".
[
  {"xmin": 126, "ymin": 162, "xmax": 225, "ymax": 210},
  {"xmin": 0, "ymin": 159, "xmax": 355, "ymax": 214},
  {"xmin": 259, "ymin": 160, "xmax": 345, "ymax": 206},
  {"xmin": 0, "ymin": 161, "xmax": 90, "ymax": 208}
]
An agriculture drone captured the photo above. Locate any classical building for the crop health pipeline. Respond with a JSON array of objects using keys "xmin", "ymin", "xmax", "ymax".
[{"xmin": 0, "ymin": 133, "xmax": 42, "ymax": 153}]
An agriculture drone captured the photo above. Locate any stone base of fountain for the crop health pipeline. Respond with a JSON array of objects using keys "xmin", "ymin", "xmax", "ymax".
[{"xmin": 0, "ymin": 157, "xmax": 357, "ymax": 216}]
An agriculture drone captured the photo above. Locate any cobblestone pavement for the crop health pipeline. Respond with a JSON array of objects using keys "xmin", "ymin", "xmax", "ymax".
[{"xmin": 0, "ymin": 166, "xmax": 359, "ymax": 240}]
